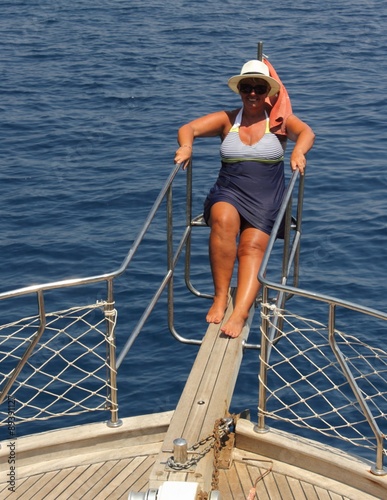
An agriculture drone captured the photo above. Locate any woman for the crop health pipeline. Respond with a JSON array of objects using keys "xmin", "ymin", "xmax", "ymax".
[{"xmin": 174, "ymin": 59, "xmax": 315, "ymax": 338}]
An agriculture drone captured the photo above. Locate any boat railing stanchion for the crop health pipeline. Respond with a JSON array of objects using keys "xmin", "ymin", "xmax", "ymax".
[
  {"xmin": 105, "ymin": 280, "xmax": 123, "ymax": 428},
  {"xmin": 255, "ymin": 285, "xmax": 270, "ymax": 434},
  {"xmin": 184, "ymin": 159, "xmax": 213, "ymax": 300},
  {"xmin": 257, "ymin": 40, "xmax": 263, "ymax": 61}
]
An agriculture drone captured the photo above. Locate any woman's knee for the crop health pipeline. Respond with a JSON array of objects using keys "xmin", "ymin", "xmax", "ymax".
[
  {"xmin": 209, "ymin": 202, "xmax": 240, "ymax": 235},
  {"xmin": 237, "ymin": 229, "xmax": 269, "ymax": 258}
]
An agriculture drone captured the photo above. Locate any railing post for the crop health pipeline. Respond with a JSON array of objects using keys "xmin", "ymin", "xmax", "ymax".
[
  {"xmin": 106, "ymin": 279, "xmax": 122, "ymax": 428},
  {"xmin": 255, "ymin": 285, "xmax": 270, "ymax": 433},
  {"xmin": 183, "ymin": 160, "xmax": 213, "ymax": 300},
  {"xmin": 167, "ymin": 177, "xmax": 175, "ymax": 334},
  {"xmin": 292, "ymin": 173, "xmax": 305, "ymax": 289},
  {"xmin": 184, "ymin": 159, "xmax": 193, "ymax": 290}
]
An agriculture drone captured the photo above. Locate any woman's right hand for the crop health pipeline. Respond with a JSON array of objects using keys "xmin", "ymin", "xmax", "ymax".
[
  {"xmin": 174, "ymin": 144, "xmax": 192, "ymax": 170},
  {"xmin": 174, "ymin": 111, "xmax": 231, "ymax": 169}
]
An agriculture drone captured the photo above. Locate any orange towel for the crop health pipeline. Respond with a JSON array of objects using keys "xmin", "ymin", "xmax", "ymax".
[{"xmin": 264, "ymin": 58, "xmax": 293, "ymax": 136}]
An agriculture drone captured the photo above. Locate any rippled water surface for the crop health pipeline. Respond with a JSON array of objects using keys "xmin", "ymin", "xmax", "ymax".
[{"xmin": 0, "ymin": 0, "xmax": 386, "ymax": 439}]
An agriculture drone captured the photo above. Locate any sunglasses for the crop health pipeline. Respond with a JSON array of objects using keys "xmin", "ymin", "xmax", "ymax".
[{"xmin": 239, "ymin": 83, "xmax": 268, "ymax": 95}]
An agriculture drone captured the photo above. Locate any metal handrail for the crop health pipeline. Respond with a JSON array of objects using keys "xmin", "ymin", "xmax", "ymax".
[
  {"xmin": 0, "ymin": 160, "xmax": 304, "ymax": 415},
  {"xmin": 182, "ymin": 166, "xmax": 304, "ymax": 351},
  {"xmin": 0, "ymin": 162, "xmax": 183, "ymax": 423},
  {"xmin": 0, "ymin": 161, "xmax": 207, "ymax": 425},
  {"xmin": 257, "ymin": 173, "xmax": 387, "ymax": 475}
]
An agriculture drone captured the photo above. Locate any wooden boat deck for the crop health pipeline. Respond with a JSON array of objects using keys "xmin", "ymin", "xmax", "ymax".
[{"xmin": 1, "ymin": 440, "xmax": 379, "ymax": 500}]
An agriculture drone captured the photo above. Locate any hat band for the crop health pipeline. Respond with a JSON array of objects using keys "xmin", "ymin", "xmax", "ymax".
[{"xmin": 242, "ymin": 72, "xmax": 265, "ymax": 76}]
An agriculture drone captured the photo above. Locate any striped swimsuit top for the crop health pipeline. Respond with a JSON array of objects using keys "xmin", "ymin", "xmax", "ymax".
[{"xmin": 220, "ymin": 108, "xmax": 285, "ymax": 164}]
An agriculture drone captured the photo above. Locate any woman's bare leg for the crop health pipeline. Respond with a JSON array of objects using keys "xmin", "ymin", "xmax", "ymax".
[
  {"xmin": 206, "ymin": 202, "xmax": 240, "ymax": 324},
  {"xmin": 221, "ymin": 226, "xmax": 269, "ymax": 338}
]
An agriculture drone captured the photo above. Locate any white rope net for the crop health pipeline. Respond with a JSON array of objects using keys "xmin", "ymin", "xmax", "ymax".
[
  {"xmin": 0, "ymin": 301, "xmax": 117, "ymax": 427},
  {"xmin": 259, "ymin": 305, "xmax": 387, "ymax": 456}
]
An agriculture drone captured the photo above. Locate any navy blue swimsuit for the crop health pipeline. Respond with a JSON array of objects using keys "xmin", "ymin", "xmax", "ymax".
[{"xmin": 203, "ymin": 108, "xmax": 286, "ymax": 236}]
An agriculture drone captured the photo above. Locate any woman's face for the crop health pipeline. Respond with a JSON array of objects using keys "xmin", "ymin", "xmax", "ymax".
[{"xmin": 238, "ymin": 78, "xmax": 270, "ymax": 109}]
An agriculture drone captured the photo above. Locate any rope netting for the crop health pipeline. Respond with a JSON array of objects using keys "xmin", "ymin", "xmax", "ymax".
[
  {"xmin": 0, "ymin": 301, "xmax": 117, "ymax": 427},
  {"xmin": 259, "ymin": 305, "xmax": 387, "ymax": 455}
]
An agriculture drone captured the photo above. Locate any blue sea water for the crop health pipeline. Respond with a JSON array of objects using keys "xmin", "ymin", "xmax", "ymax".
[{"xmin": 0, "ymin": 0, "xmax": 387, "ymax": 442}]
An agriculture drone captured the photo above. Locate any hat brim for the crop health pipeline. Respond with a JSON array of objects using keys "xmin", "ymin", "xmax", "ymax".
[{"xmin": 228, "ymin": 74, "xmax": 280, "ymax": 97}]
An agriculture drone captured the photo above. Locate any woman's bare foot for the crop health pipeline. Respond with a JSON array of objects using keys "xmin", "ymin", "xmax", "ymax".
[
  {"xmin": 220, "ymin": 311, "xmax": 247, "ymax": 338},
  {"xmin": 206, "ymin": 296, "xmax": 228, "ymax": 324}
]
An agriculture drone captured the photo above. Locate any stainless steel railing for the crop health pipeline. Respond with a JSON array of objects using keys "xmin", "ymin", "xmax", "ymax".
[
  {"xmin": 0, "ymin": 161, "xmax": 184, "ymax": 428},
  {"xmin": 257, "ymin": 173, "xmax": 387, "ymax": 475},
  {"xmin": 0, "ymin": 160, "xmax": 302, "ymax": 430}
]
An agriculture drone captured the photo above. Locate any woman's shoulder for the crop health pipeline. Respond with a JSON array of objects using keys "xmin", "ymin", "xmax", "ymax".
[
  {"xmin": 220, "ymin": 109, "xmax": 240, "ymax": 138},
  {"xmin": 202, "ymin": 109, "xmax": 240, "ymax": 137},
  {"xmin": 225, "ymin": 108, "xmax": 241, "ymax": 122},
  {"xmin": 220, "ymin": 108, "xmax": 240, "ymax": 131}
]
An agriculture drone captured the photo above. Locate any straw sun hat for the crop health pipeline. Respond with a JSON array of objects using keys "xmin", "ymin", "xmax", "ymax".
[{"xmin": 228, "ymin": 60, "xmax": 280, "ymax": 97}]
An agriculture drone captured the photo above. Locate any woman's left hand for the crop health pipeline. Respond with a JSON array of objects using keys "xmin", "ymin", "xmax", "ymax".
[
  {"xmin": 290, "ymin": 149, "xmax": 307, "ymax": 175},
  {"xmin": 286, "ymin": 114, "xmax": 315, "ymax": 176}
]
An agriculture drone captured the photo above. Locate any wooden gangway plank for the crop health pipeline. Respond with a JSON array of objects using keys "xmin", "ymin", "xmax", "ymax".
[{"xmin": 149, "ymin": 289, "xmax": 256, "ymax": 492}]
